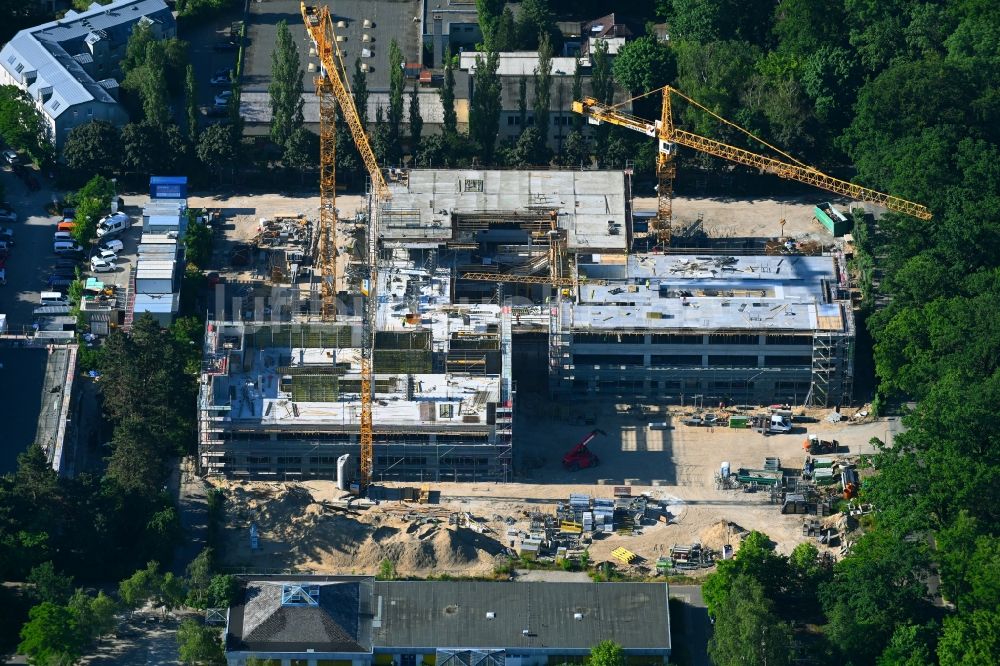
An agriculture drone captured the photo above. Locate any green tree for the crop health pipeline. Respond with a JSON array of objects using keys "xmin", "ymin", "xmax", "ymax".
[
  {"xmin": 62, "ymin": 121, "xmax": 121, "ymax": 178},
  {"xmin": 68, "ymin": 589, "xmax": 118, "ymax": 640},
  {"xmin": 269, "ymin": 20, "xmax": 304, "ymax": 148},
  {"xmin": 533, "ymin": 33, "xmax": 553, "ymax": 148},
  {"xmin": 470, "ymin": 50, "xmax": 502, "ymax": 163},
  {"xmin": 476, "ymin": 0, "xmax": 505, "ymax": 49},
  {"xmin": 517, "ymin": 0, "xmax": 557, "ymax": 50},
  {"xmin": 494, "ymin": 8, "xmax": 518, "ymax": 50},
  {"xmin": 197, "ymin": 123, "xmax": 240, "ymax": 181},
  {"xmin": 119, "ymin": 561, "xmax": 163, "ymax": 610},
  {"xmin": 408, "ymin": 84, "xmax": 423, "ymax": 156},
  {"xmin": 877, "ymin": 623, "xmax": 935, "ymax": 666},
  {"xmin": 282, "ymin": 126, "xmax": 318, "ymax": 174},
  {"xmin": 105, "ymin": 417, "xmax": 164, "ymax": 497},
  {"xmin": 0, "ymin": 85, "xmax": 49, "ymax": 162},
  {"xmin": 18, "ymin": 602, "xmax": 86, "ymax": 666},
  {"xmin": 185, "ymin": 64, "xmax": 199, "ymax": 144},
  {"xmin": 819, "ymin": 529, "xmax": 932, "ymax": 663},
  {"xmin": 773, "ymin": 0, "xmax": 847, "ymax": 57},
  {"xmin": 440, "ymin": 50, "xmax": 458, "ymax": 136},
  {"xmin": 589, "ymin": 639, "xmax": 625, "ymax": 666},
  {"xmin": 387, "ymin": 39, "xmax": 405, "ymax": 164},
  {"xmin": 704, "ymin": 531, "xmax": 790, "ymax": 617},
  {"xmin": 184, "ymin": 217, "xmax": 213, "ymax": 268},
  {"xmin": 206, "ymin": 575, "xmax": 239, "ymax": 608},
  {"xmin": 370, "ymin": 106, "xmax": 391, "ymax": 165},
  {"xmin": 938, "ymin": 609, "xmax": 1000, "ymax": 666},
  {"xmin": 377, "ymin": 558, "xmax": 397, "ymax": 580},
  {"xmin": 27, "ymin": 562, "xmax": 74, "ymax": 605},
  {"xmin": 590, "ymin": 39, "xmax": 613, "ymax": 104},
  {"xmin": 71, "ymin": 196, "xmax": 105, "ymax": 245},
  {"xmin": 185, "ymin": 547, "xmax": 215, "ymax": 608},
  {"xmin": 708, "ymin": 575, "xmax": 792, "ymax": 666},
  {"xmin": 176, "ymin": 619, "xmax": 224, "ymax": 665},
  {"xmin": 352, "ymin": 58, "xmax": 369, "ymax": 130},
  {"xmin": 612, "ymin": 35, "xmax": 677, "ymax": 95}
]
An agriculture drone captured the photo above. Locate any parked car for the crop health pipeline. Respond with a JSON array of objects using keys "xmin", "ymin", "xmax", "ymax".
[
  {"xmin": 210, "ymin": 69, "xmax": 233, "ymax": 85},
  {"xmin": 56, "ymin": 221, "xmax": 76, "ymax": 233},
  {"xmin": 53, "ymin": 230, "xmax": 74, "ymax": 242},
  {"xmin": 2, "ymin": 149, "xmax": 17, "ymax": 165},
  {"xmin": 96, "ymin": 212, "xmax": 131, "ymax": 237},
  {"xmin": 53, "ymin": 259, "xmax": 80, "ymax": 271},
  {"xmin": 0, "ymin": 240, "xmax": 9, "ymax": 258},
  {"xmin": 213, "ymin": 90, "xmax": 233, "ymax": 106},
  {"xmin": 13, "ymin": 164, "xmax": 39, "ymax": 190},
  {"xmin": 98, "ymin": 239, "xmax": 124, "ymax": 254},
  {"xmin": 46, "ymin": 275, "xmax": 75, "ymax": 290},
  {"xmin": 0, "ymin": 267, "xmax": 5, "ymax": 285},
  {"xmin": 0, "ymin": 208, "xmax": 16, "ymax": 224},
  {"xmin": 92, "ymin": 248, "xmax": 118, "ymax": 264},
  {"xmin": 89, "ymin": 256, "xmax": 116, "ymax": 273},
  {"xmin": 0, "ymin": 227, "xmax": 13, "ymax": 245},
  {"xmin": 40, "ymin": 291, "xmax": 69, "ymax": 305},
  {"xmin": 53, "ymin": 241, "xmax": 84, "ymax": 255},
  {"xmin": 47, "ymin": 268, "xmax": 76, "ymax": 281}
]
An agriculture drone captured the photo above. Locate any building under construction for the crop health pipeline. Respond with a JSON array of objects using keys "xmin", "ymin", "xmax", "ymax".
[
  {"xmin": 198, "ymin": 263, "xmax": 514, "ymax": 481},
  {"xmin": 198, "ymin": 167, "xmax": 855, "ymax": 480},
  {"xmin": 379, "ymin": 169, "xmax": 854, "ymax": 407},
  {"xmin": 549, "ymin": 254, "xmax": 854, "ymax": 406}
]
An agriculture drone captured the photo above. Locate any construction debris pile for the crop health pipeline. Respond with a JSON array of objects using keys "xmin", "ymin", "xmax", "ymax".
[{"xmin": 254, "ymin": 216, "xmax": 313, "ymax": 283}]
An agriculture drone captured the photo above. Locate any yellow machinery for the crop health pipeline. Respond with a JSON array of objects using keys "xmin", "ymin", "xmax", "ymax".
[
  {"xmin": 572, "ymin": 86, "xmax": 932, "ymax": 246},
  {"xmin": 303, "ymin": 3, "xmax": 390, "ymax": 489}
]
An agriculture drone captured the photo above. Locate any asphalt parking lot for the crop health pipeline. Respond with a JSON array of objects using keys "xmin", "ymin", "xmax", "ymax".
[
  {"xmin": 178, "ymin": 7, "xmax": 243, "ymax": 122},
  {"xmin": 0, "ymin": 168, "xmax": 141, "ymax": 333},
  {"xmin": 1, "ymin": 166, "xmax": 63, "ymax": 332}
]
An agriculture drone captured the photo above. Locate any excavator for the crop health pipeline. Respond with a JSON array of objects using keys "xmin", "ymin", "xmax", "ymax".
[{"xmin": 562, "ymin": 429, "xmax": 607, "ymax": 471}]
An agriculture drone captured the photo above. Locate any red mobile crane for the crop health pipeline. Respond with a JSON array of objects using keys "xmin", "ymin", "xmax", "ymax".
[{"xmin": 563, "ymin": 429, "xmax": 607, "ymax": 471}]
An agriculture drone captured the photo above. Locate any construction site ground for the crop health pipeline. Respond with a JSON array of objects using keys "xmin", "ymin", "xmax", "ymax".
[{"xmin": 213, "ymin": 402, "xmax": 896, "ymax": 578}]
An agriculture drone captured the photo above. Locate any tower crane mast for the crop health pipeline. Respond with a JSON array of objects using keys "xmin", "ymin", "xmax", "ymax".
[
  {"xmin": 303, "ymin": 3, "xmax": 390, "ymax": 490},
  {"xmin": 573, "ymin": 86, "xmax": 931, "ymax": 246}
]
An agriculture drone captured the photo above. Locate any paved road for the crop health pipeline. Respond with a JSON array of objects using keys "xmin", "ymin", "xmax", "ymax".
[
  {"xmin": 171, "ymin": 456, "xmax": 210, "ymax": 575},
  {"xmin": 670, "ymin": 584, "xmax": 712, "ymax": 666}
]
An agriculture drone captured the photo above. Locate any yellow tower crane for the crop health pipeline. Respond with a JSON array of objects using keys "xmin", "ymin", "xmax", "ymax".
[
  {"xmin": 302, "ymin": 3, "xmax": 390, "ymax": 490},
  {"xmin": 573, "ymin": 86, "xmax": 932, "ymax": 246}
]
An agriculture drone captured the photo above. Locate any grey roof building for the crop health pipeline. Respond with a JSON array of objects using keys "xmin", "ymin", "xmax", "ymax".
[
  {"xmin": 0, "ymin": 0, "xmax": 175, "ymax": 148},
  {"xmin": 225, "ymin": 576, "xmax": 671, "ymax": 665}
]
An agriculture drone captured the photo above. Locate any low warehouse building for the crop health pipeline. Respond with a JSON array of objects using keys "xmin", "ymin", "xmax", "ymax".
[{"xmin": 224, "ymin": 576, "xmax": 672, "ymax": 665}]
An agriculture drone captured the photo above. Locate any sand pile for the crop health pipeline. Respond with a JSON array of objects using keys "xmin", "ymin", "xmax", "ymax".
[
  {"xmin": 221, "ymin": 483, "xmax": 505, "ymax": 575},
  {"xmin": 699, "ymin": 520, "xmax": 747, "ymax": 551}
]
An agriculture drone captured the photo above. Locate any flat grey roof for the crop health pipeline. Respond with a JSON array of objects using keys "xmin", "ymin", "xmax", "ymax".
[
  {"xmin": 381, "ymin": 169, "xmax": 627, "ymax": 251},
  {"xmin": 569, "ymin": 254, "xmax": 848, "ymax": 332},
  {"xmin": 373, "ymin": 581, "xmax": 671, "ymax": 652}
]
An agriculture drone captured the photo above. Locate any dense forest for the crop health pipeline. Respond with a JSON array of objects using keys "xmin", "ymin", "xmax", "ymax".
[{"xmin": 661, "ymin": 0, "xmax": 1000, "ymax": 664}]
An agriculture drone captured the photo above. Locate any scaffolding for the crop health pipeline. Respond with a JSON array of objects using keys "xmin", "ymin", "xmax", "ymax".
[{"xmin": 196, "ymin": 320, "xmax": 514, "ymax": 481}]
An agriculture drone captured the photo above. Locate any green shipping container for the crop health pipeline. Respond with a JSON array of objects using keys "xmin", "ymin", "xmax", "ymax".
[
  {"xmin": 814, "ymin": 203, "xmax": 853, "ymax": 236},
  {"xmin": 729, "ymin": 415, "xmax": 749, "ymax": 428}
]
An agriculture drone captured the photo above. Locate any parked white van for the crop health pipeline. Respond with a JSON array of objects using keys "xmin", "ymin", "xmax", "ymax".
[
  {"xmin": 53, "ymin": 241, "xmax": 84, "ymax": 254},
  {"xmin": 40, "ymin": 291, "xmax": 68, "ymax": 305},
  {"xmin": 96, "ymin": 212, "xmax": 131, "ymax": 238}
]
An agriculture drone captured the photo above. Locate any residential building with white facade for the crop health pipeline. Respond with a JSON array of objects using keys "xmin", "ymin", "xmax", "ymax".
[{"xmin": 0, "ymin": 0, "xmax": 175, "ymax": 149}]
